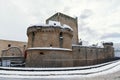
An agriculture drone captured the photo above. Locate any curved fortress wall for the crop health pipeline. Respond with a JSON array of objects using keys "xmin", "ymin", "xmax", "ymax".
[{"xmin": 27, "ymin": 25, "xmax": 73, "ymax": 49}]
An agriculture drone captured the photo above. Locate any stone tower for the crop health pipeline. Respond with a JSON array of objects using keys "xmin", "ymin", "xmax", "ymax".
[
  {"xmin": 25, "ymin": 22, "xmax": 73, "ymax": 67},
  {"xmin": 103, "ymin": 42, "xmax": 114, "ymax": 60},
  {"xmin": 46, "ymin": 12, "xmax": 78, "ymax": 44}
]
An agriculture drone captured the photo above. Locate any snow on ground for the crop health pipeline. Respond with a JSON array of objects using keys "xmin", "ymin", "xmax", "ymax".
[{"xmin": 0, "ymin": 60, "xmax": 120, "ymax": 79}]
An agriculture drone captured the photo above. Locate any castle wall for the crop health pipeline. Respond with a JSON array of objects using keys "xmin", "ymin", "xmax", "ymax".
[
  {"xmin": 72, "ymin": 45, "xmax": 114, "ymax": 66},
  {"xmin": 0, "ymin": 39, "xmax": 27, "ymax": 57},
  {"xmin": 72, "ymin": 46, "xmax": 86, "ymax": 66},
  {"xmin": 26, "ymin": 49, "xmax": 73, "ymax": 67},
  {"xmin": 103, "ymin": 46, "xmax": 114, "ymax": 61},
  {"xmin": 26, "ymin": 45, "xmax": 114, "ymax": 67},
  {"xmin": 27, "ymin": 29, "xmax": 60, "ymax": 48}
]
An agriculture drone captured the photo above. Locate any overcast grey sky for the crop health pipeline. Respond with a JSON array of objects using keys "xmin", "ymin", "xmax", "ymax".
[{"xmin": 0, "ymin": 0, "xmax": 120, "ymax": 44}]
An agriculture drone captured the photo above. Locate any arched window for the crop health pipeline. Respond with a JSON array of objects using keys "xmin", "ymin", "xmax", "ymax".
[{"xmin": 59, "ymin": 32, "xmax": 63, "ymax": 48}]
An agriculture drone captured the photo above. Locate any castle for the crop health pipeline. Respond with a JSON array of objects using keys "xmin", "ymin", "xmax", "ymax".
[{"xmin": 25, "ymin": 12, "xmax": 114, "ymax": 67}]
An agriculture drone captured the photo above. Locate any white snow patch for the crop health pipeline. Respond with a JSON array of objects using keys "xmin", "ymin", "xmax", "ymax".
[
  {"xmin": 27, "ymin": 47, "xmax": 72, "ymax": 51},
  {"xmin": 72, "ymin": 44, "xmax": 104, "ymax": 48},
  {"xmin": 29, "ymin": 21, "xmax": 73, "ymax": 31},
  {"xmin": 48, "ymin": 20, "xmax": 61, "ymax": 26},
  {"xmin": 29, "ymin": 23, "xmax": 49, "ymax": 27},
  {"xmin": 63, "ymin": 24, "xmax": 73, "ymax": 31}
]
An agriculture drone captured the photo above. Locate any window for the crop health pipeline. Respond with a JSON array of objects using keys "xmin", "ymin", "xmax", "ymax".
[
  {"xmin": 59, "ymin": 32, "xmax": 63, "ymax": 48},
  {"xmin": 50, "ymin": 44, "xmax": 52, "ymax": 47},
  {"xmin": 23, "ymin": 45, "xmax": 26, "ymax": 48},
  {"xmin": 78, "ymin": 49, "xmax": 80, "ymax": 52},
  {"xmin": 40, "ymin": 52, "xmax": 44, "ymax": 55},
  {"xmin": 8, "ymin": 44, "xmax": 11, "ymax": 47}
]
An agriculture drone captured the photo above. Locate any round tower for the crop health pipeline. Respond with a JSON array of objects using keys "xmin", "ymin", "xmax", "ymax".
[
  {"xmin": 27, "ymin": 24, "xmax": 73, "ymax": 49},
  {"xmin": 26, "ymin": 23, "xmax": 73, "ymax": 67}
]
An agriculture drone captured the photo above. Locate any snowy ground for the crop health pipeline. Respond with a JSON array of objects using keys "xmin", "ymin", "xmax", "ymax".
[{"xmin": 0, "ymin": 60, "xmax": 120, "ymax": 80}]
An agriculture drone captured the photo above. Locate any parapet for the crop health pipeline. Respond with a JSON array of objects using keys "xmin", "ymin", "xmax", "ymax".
[
  {"xmin": 27, "ymin": 22, "xmax": 73, "ymax": 36},
  {"xmin": 103, "ymin": 42, "xmax": 113, "ymax": 46}
]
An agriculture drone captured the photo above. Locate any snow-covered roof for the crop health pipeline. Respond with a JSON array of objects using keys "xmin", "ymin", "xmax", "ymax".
[
  {"xmin": 29, "ymin": 23, "xmax": 49, "ymax": 27},
  {"xmin": 48, "ymin": 20, "xmax": 61, "ymax": 26},
  {"xmin": 72, "ymin": 44, "xmax": 104, "ymax": 48},
  {"xmin": 27, "ymin": 47, "xmax": 72, "ymax": 51},
  {"xmin": 29, "ymin": 21, "xmax": 73, "ymax": 31},
  {"xmin": 63, "ymin": 24, "xmax": 73, "ymax": 31}
]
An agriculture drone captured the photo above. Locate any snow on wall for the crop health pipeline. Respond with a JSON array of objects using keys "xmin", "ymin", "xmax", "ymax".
[
  {"xmin": 48, "ymin": 20, "xmax": 61, "ymax": 26},
  {"xmin": 63, "ymin": 24, "xmax": 73, "ymax": 31},
  {"xmin": 29, "ymin": 20, "xmax": 73, "ymax": 31},
  {"xmin": 27, "ymin": 47, "xmax": 72, "ymax": 51}
]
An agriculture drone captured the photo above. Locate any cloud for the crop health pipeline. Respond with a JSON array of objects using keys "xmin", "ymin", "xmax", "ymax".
[
  {"xmin": 80, "ymin": 9, "xmax": 93, "ymax": 19},
  {"xmin": 110, "ymin": 24, "xmax": 120, "ymax": 28},
  {"xmin": 0, "ymin": 0, "xmax": 120, "ymax": 44},
  {"xmin": 101, "ymin": 32, "xmax": 120, "ymax": 39}
]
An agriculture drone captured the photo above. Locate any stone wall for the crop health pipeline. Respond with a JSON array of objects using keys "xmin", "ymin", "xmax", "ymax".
[
  {"xmin": 72, "ymin": 45, "xmax": 114, "ymax": 66},
  {"xmin": 46, "ymin": 12, "xmax": 78, "ymax": 44},
  {"xmin": 26, "ymin": 49, "xmax": 72, "ymax": 67},
  {"xmin": 27, "ymin": 26, "xmax": 73, "ymax": 49},
  {"xmin": 0, "ymin": 39, "xmax": 27, "ymax": 57},
  {"xmin": 25, "ymin": 45, "xmax": 114, "ymax": 67}
]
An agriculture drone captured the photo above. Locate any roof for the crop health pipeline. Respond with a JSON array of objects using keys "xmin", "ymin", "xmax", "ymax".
[
  {"xmin": 46, "ymin": 12, "xmax": 77, "ymax": 21},
  {"xmin": 28, "ymin": 21, "xmax": 73, "ymax": 31}
]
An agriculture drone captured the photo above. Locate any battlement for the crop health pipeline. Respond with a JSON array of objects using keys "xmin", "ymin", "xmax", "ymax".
[{"xmin": 27, "ymin": 24, "xmax": 73, "ymax": 36}]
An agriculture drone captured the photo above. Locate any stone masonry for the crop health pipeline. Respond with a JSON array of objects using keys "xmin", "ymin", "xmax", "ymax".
[
  {"xmin": 25, "ymin": 12, "xmax": 114, "ymax": 67},
  {"xmin": 46, "ymin": 12, "xmax": 78, "ymax": 44}
]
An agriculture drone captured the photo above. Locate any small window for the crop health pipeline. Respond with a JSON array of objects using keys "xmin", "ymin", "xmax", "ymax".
[
  {"xmin": 40, "ymin": 52, "xmax": 44, "ymax": 55},
  {"xmin": 8, "ymin": 44, "xmax": 11, "ymax": 47},
  {"xmin": 78, "ymin": 49, "xmax": 80, "ymax": 52},
  {"xmin": 50, "ymin": 44, "xmax": 52, "ymax": 47},
  {"xmin": 24, "ymin": 45, "xmax": 26, "ymax": 47},
  {"xmin": 59, "ymin": 32, "xmax": 63, "ymax": 48},
  {"xmin": 12, "ymin": 53, "xmax": 14, "ymax": 56},
  {"xmin": 90, "ymin": 49, "xmax": 93, "ymax": 52}
]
